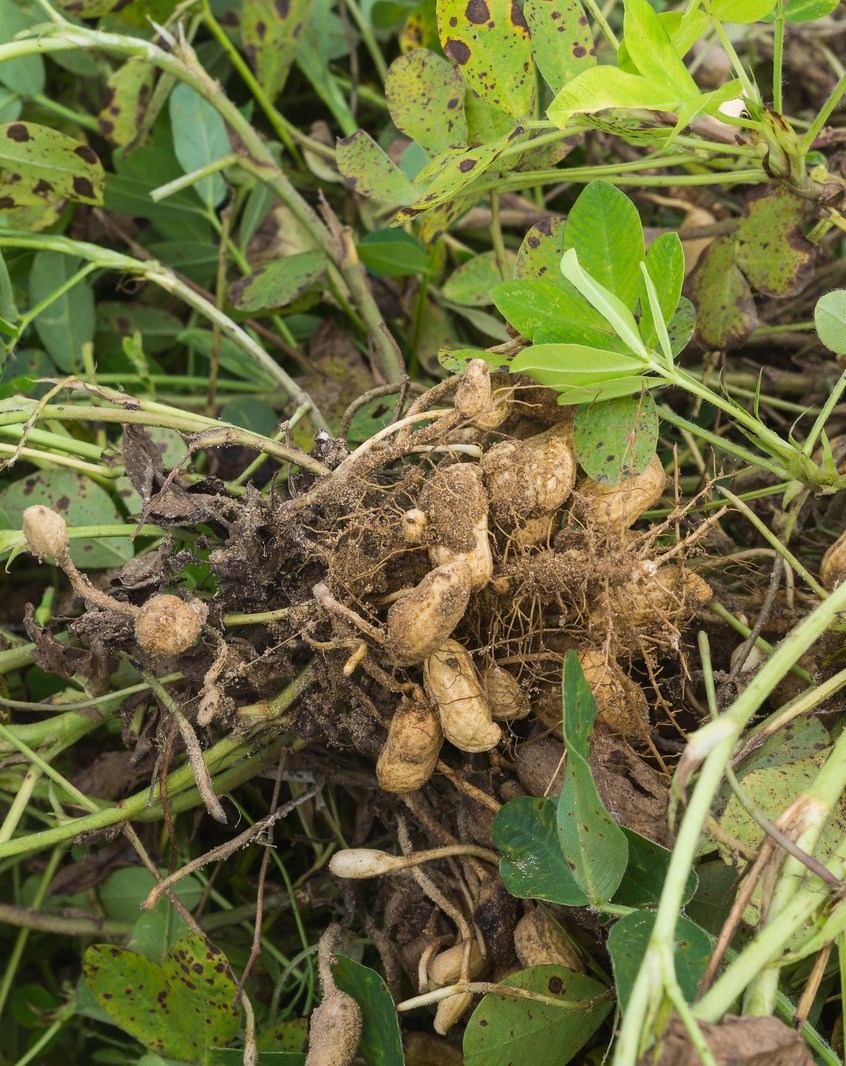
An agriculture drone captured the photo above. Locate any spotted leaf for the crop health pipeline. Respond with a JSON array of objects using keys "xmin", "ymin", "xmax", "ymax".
[
  {"xmin": 98, "ymin": 59, "xmax": 157, "ymax": 149},
  {"xmin": 437, "ymin": 0, "xmax": 535, "ymax": 119},
  {"xmin": 336, "ymin": 131, "xmax": 417, "ymax": 206},
  {"xmin": 242, "ymin": 0, "xmax": 313, "ymax": 100},
  {"xmin": 0, "ymin": 122, "xmax": 104, "ymax": 207},
  {"xmin": 386, "ymin": 50, "xmax": 467, "ymax": 155},
  {"xmin": 734, "ymin": 186, "xmax": 815, "ymax": 298},
  {"xmin": 690, "ymin": 237, "xmax": 756, "ymax": 349},
  {"xmin": 524, "ymin": 0, "xmax": 595, "ymax": 95},
  {"xmin": 229, "ymin": 251, "xmax": 327, "ymax": 312},
  {"xmin": 83, "ymin": 935, "xmax": 241, "ymax": 1064}
]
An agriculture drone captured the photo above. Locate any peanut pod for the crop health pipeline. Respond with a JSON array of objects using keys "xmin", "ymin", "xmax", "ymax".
[
  {"xmin": 821, "ymin": 528, "xmax": 846, "ymax": 590},
  {"xmin": 419, "ymin": 464, "xmax": 493, "ymax": 590},
  {"xmin": 424, "ymin": 639, "xmax": 502, "ymax": 752},
  {"xmin": 577, "ymin": 646, "xmax": 650, "ymax": 740},
  {"xmin": 376, "ymin": 699, "xmax": 443, "ymax": 793},
  {"xmin": 428, "ymin": 938, "xmax": 485, "ymax": 988},
  {"xmin": 482, "ymin": 421, "xmax": 576, "ymax": 521},
  {"xmin": 305, "ymin": 992, "xmax": 362, "ymax": 1066},
  {"xmin": 577, "ymin": 453, "xmax": 666, "ymax": 528},
  {"xmin": 387, "ymin": 560, "xmax": 472, "ymax": 665},
  {"xmin": 513, "ymin": 907, "xmax": 583, "ymax": 972},
  {"xmin": 481, "ymin": 664, "xmax": 530, "ymax": 721}
]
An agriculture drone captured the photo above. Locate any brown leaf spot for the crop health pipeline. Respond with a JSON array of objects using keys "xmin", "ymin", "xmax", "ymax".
[
  {"xmin": 510, "ymin": 0, "xmax": 529, "ymax": 29},
  {"xmin": 74, "ymin": 144, "xmax": 98, "ymax": 165},
  {"xmin": 465, "ymin": 0, "xmax": 490, "ymax": 23},
  {"xmin": 255, "ymin": 19, "xmax": 267, "ymax": 38},
  {"xmin": 548, "ymin": 975, "xmax": 563, "ymax": 994},
  {"xmin": 33, "ymin": 179, "xmax": 54, "ymax": 195},
  {"xmin": 458, "ymin": 158, "xmax": 477, "ymax": 172},
  {"xmin": 444, "ymin": 38, "xmax": 472, "ymax": 64},
  {"xmin": 73, "ymin": 176, "xmax": 95, "ymax": 200},
  {"xmin": 573, "ymin": 44, "xmax": 586, "ymax": 56},
  {"xmin": 276, "ymin": 0, "xmax": 291, "ymax": 14},
  {"xmin": 6, "ymin": 124, "xmax": 30, "ymax": 143}
]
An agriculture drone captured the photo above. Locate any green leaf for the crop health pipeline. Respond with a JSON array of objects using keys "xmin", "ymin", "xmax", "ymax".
[
  {"xmin": 385, "ymin": 50, "xmax": 468, "ymax": 154},
  {"xmin": 332, "ymin": 956, "xmax": 404, "ymax": 1066},
  {"xmin": 524, "ymin": 0, "xmax": 595, "ymax": 95},
  {"xmin": 621, "ymin": 0, "xmax": 697, "ymax": 95},
  {"xmin": 242, "ymin": 0, "xmax": 314, "ymax": 99},
  {"xmin": 612, "ymin": 828, "xmax": 698, "ymax": 908},
  {"xmin": 639, "ymin": 232, "xmax": 684, "ymax": 349},
  {"xmin": 564, "ymin": 180, "xmax": 644, "ymax": 309},
  {"xmin": 336, "ymin": 131, "xmax": 417, "ymax": 205},
  {"xmin": 358, "ymin": 230, "xmax": 429, "ymax": 277},
  {"xmin": 573, "ymin": 393, "xmax": 659, "ymax": 484},
  {"xmin": 607, "ymin": 911, "xmax": 712, "ymax": 1011},
  {"xmin": 557, "ymin": 652, "xmax": 629, "ymax": 903},
  {"xmin": 168, "ymin": 83, "xmax": 230, "ymax": 209},
  {"xmin": 492, "ymin": 278, "xmax": 609, "ymax": 339},
  {"xmin": 815, "ymin": 291, "xmax": 846, "ymax": 356},
  {"xmin": 711, "ymin": 0, "xmax": 777, "ymax": 21},
  {"xmin": 229, "ymin": 251, "xmax": 327, "ymax": 312},
  {"xmin": 668, "ymin": 296, "xmax": 696, "ymax": 356},
  {"xmin": 98, "ymin": 59, "xmax": 157, "ymax": 149},
  {"xmin": 100, "ymin": 868, "xmax": 202, "ymax": 926},
  {"xmin": 560, "ymin": 249, "xmax": 647, "ymax": 356},
  {"xmin": 734, "ymin": 187, "xmax": 814, "ymax": 298},
  {"xmin": 511, "ymin": 342, "xmax": 643, "ymax": 377},
  {"xmin": 84, "ymin": 935, "xmax": 241, "ymax": 1064},
  {"xmin": 690, "ymin": 237, "xmax": 756, "ymax": 349},
  {"xmin": 781, "ymin": 0, "xmax": 839, "ymax": 20},
  {"xmin": 29, "ymin": 252, "xmax": 95, "ymax": 372},
  {"xmin": 463, "ymin": 966, "xmax": 612, "ymax": 1066},
  {"xmin": 0, "ymin": 3, "xmax": 44, "ymax": 98},
  {"xmin": 179, "ymin": 328, "xmax": 276, "ymax": 386},
  {"xmin": 219, "ymin": 397, "xmax": 278, "ymax": 435},
  {"xmin": 0, "ymin": 246, "xmax": 17, "ymax": 338},
  {"xmin": 548, "ymin": 67, "xmax": 686, "ymax": 125},
  {"xmin": 436, "ymin": 0, "xmax": 535, "ymax": 119},
  {"xmin": 0, "ymin": 470, "xmax": 133, "ymax": 569},
  {"xmin": 464, "ymin": 86, "xmax": 517, "ymax": 143},
  {"xmin": 443, "ymin": 250, "xmax": 515, "ymax": 306},
  {"xmin": 97, "ymin": 303, "xmax": 183, "ymax": 355},
  {"xmin": 493, "ymin": 796, "xmax": 589, "ymax": 906},
  {"xmin": 0, "ymin": 122, "xmax": 104, "ymax": 207},
  {"xmin": 515, "ymin": 215, "xmax": 566, "ymax": 281}
]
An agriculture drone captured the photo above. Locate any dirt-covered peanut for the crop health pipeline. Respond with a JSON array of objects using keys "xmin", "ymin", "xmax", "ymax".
[
  {"xmin": 134, "ymin": 594, "xmax": 208, "ymax": 657},
  {"xmin": 481, "ymin": 664, "xmax": 530, "ymax": 721},
  {"xmin": 474, "ymin": 377, "xmax": 514, "ymax": 430},
  {"xmin": 22, "ymin": 505, "xmax": 69, "ymax": 561},
  {"xmin": 418, "ymin": 464, "xmax": 492, "ymax": 589},
  {"xmin": 508, "ymin": 512, "xmax": 557, "ymax": 550},
  {"xmin": 593, "ymin": 563, "xmax": 713, "ymax": 649},
  {"xmin": 577, "ymin": 454, "xmax": 667, "ymax": 528},
  {"xmin": 513, "ymin": 907, "xmax": 582, "ymax": 971},
  {"xmin": 577, "ymin": 647, "xmax": 650, "ymax": 740},
  {"xmin": 424, "ymin": 639, "xmax": 501, "ymax": 752},
  {"xmin": 305, "ymin": 992, "xmax": 362, "ymax": 1066},
  {"xmin": 376, "ymin": 698, "xmax": 443, "ymax": 793},
  {"xmin": 514, "ymin": 735, "xmax": 566, "ymax": 796},
  {"xmin": 482, "ymin": 421, "xmax": 576, "ymax": 521},
  {"xmin": 821, "ymin": 528, "xmax": 846, "ymax": 590},
  {"xmin": 387, "ymin": 560, "xmax": 472, "ymax": 665},
  {"xmin": 454, "ymin": 359, "xmax": 491, "ymax": 418},
  {"xmin": 428, "ymin": 938, "xmax": 485, "ymax": 987},
  {"xmin": 401, "ymin": 508, "xmax": 429, "ymax": 544},
  {"xmin": 433, "ymin": 991, "xmax": 473, "ymax": 1035}
]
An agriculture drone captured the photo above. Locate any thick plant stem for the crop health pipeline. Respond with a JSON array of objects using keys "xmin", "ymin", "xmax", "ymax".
[{"xmin": 613, "ymin": 577, "xmax": 846, "ymax": 1066}]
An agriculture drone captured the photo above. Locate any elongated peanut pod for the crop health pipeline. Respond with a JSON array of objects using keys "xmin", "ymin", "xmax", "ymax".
[
  {"xmin": 305, "ymin": 992, "xmax": 362, "ymax": 1066},
  {"xmin": 434, "ymin": 991, "xmax": 473, "ymax": 1035},
  {"xmin": 513, "ymin": 908, "xmax": 583, "ymax": 971},
  {"xmin": 429, "ymin": 515, "xmax": 492, "ymax": 591},
  {"xmin": 428, "ymin": 939, "xmax": 485, "ymax": 987},
  {"xmin": 821, "ymin": 528, "xmax": 846, "ymax": 590},
  {"xmin": 376, "ymin": 699, "xmax": 443, "ymax": 793},
  {"xmin": 482, "ymin": 421, "xmax": 576, "ymax": 521},
  {"xmin": 424, "ymin": 640, "xmax": 501, "ymax": 752},
  {"xmin": 577, "ymin": 646, "xmax": 649, "ymax": 740},
  {"xmin": 577, "ymin": 453, "xmax": 666, "ymax": 528},
  {"xmin": 481, "ymin": 664, "xmax": 530, "ymax": 721},
  {"xmin": 387, "ymin": 560, "xmax": 472, "ymax": 665},
  {"xmin": 454, "ymin": 359, "xmax": 492, "ymax": 418},
  {"xmin": 418, "ymin": 464, "xmax": 492, "ymax": 589}
]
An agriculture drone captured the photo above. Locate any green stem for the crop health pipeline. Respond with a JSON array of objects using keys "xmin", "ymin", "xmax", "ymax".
[
  {"xmin": 341, "ymin": 0, "xmax": 388, "ymax": 82},
  {"xmin": 800, "ymin": 74, "xmax": 846, "ymax": 153},
  {"xmin": 150, "ymin": 153, "xmax": 240, "ymax": 202},
  {"xmin": 656, "ymin": 405, "xmax": 787, "ymax": 479},
  {"xmin": 581, "ymin": 0, "xmax": 619, "ymax": 49}
]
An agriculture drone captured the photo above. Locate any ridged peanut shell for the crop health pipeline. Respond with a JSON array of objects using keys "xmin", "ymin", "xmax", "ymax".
[
  {"xmin": 513, "ymin": 908, "xmax": 583, "ymax": 972},
  {"xmin": 454, "ymin": 359, "xmax": 491, "ymax": 418},
  {"xmin": 428, "ymin": 939, "xmax": 485, "ymax": 987},
  {"xmin": 424, "ymin": 640, "xmax": 502, "ymax": 752},
  {"xmin": 577, "ymin": 454, "xmax": 666, "ymax": 528},
  {"xmin": 376, "ymin": 699, "xmax": 443, "ymax": 793},
  {"xmin": 482, "ymin": 421, "xmax": 576, "ymax": 520},
  {"xmin": 593, "ymin": 563, "xmax": 712, "ymax": 647},
  {"xmin": 577, "ymin": 647, "xmax": 650, "ymax": 740},
  {"xmin": 305, "ymin": 992, "xmax": 362, "ymax": 1066},
  {"xmin": 387, "ymin": 561, "xmax": 472, "ymax": 665},
  {"xmin": 821, "ymin": 528, "xmax": 846, "ymax": 590},
  {"xmin": 481, "ymin": 664, "xmax": 530, "ymax": 721}
]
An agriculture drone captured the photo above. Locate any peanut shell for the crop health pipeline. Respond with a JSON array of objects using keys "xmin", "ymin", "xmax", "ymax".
[
  {"xmin": 513, "ymin": 908, "xmax": 583, "ymax": 972},
  {"xmin": 577, "ymin": 453, "xmax": 666, "ymax": 528},
  {"xmin": 821, "ymin": 528, "xmax": 846, "ymax": 590},
  {"xmin": 433, "ymin": 991, "xmax": 473, "ymax": 1035},
  {"xmin": 577, "ymin": 646, "xmax": 650, "ymax": 740},
  {"xmin": 376, "ymin": 699, "xmax": 443, "ymax": 793},
  {"xmin": 482, "ymin": 421, "xmax": 576, "ymax": 521},
  {"xmin": 305, "ymin": 992, "xmax": 362, "ymax": 1066},
  {"xmin": 424, "ymin": 639, "xmax": 502, "ymax": 752},
  {"xmin": 454, "ymin": 359, "xmax": 491, "ymax": 418},
  {"xmin": 387, "ymin": 560, "xmax": 472, "ymax": 665},
  {"xmin": 428, "ymin": 939, "xmax": 485, "ymax": 987},
  {"xmin": 22, "ymin": 505, "xmax": 69, "ymax": 561},
  {"xmin": 481, "ymin": 664, "xmax": 531, "ymax": 721},
  {"xmin": 135, "ymin": 594, "xmax": 207, "ymax": 657}
]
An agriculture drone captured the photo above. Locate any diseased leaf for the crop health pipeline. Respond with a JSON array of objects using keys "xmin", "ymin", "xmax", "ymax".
[
  {"xmin": 464, "ymin": 87, "xmax": 517, "ymax": 142},
  {"xmin": 493, "ymin": 796, "xmax": 589, "ymax": 906},
  {"xmin": 385, "ymin": 50, "xmax": 467, "ymax": 154},
  {"xmin": 515, "ymin": 214, "xmax": 567, "ymax": 282},
  {"xmin": 242, "ymin": 0, "xmax": 314, "ymax": 100},
  {"xmin": 524, "ymin": 0, "xmax": 595, "ymax": 95},
  {"xmin": 98, "ymin": 59, "xmax": 157, "ymax": 149},
  {"xmin": 0, "ymin": 122, "xmax": 104, "ymax": 207},
  {"xmin": 607, "ymin": 911, "xmax": 711, "ymax": 1011},
  {"xmin": 734, "ymin": 187, "xmax": 814, "ymax": 298},
  {"xmin": 463, "ymin": 966, "xmax": 611, "ymax": 1066},
  {"xmin": 573, "ymin": 393, "xmax": 659, "ymax": 484},
  {"xmin": 639, "ymin": 232, "xmax": 684, "ymax": 348},
  {"xmin": 442, "ymin": 250, "xmax": 515, "ymax": 306},
  {"xmin": 29, "ymin": 252, "xmax": 96, "ymax": 372},
  {"xmin": 689, "ymin": 237, "xmax": 756, "ymax": 349},
  {"xmin": 492, "ymin": 278, "xmax": 609, "ymax": 338},
  {"xmin": 436, "ymin": 0, "xmax": 535, "ymax": 119},
  {"xmin": 336, "ymin": 131, "xmax": 417, "ymax": 205},
  {"xmin": 229, "ymin": 251, "xmax": 327, "ymax": 313},
  {"xmin": 564, "ymin": 180, "xmax": 644, "ymax": 309},
  {"xmin": 168, "ymin": 83, "xmax": 231, "ymax": 209},
  {"xmin": 557, "ymin": 652, "xmax": 629, "ymax": 903}
]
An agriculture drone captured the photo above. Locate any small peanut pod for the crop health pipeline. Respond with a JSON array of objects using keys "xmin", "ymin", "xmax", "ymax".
[
  {"xmin": 22, "ymin": 505, "xmax": 69, "ymax": 561},
  {"xmin": 513, "ymin": 907, "xmax": 582, "ymax": 972},
  {"xmin": 387, "ymin": 560, "xmax": 472, "ymax": 665},
  {"xmin": 593, "ymin": 563, "xmax": 713, "ymax": 646},
  {"xmin": 428, "ymin": 939, "xmax": 485, "ymax": 988},
  {"xmin": 480, "ymin": 664, "xmax": 531, "ymax": 721},
  {"xmin": 577, "ymin": 646, "xmax": 649, "ymax": 740},
  {"xmin": 821, "ymin": 528, "xmax": 846, "ymax": 590},
  {"xmin": 454, "ymin": 359, "xmax": 492, "ymax": 419},
  {"xmin": 508, "ymin": 512, "xmax": 557, "ymax": 550},
  {"xmin": 305, "ymin": 992, "xmax": 362, "ymax": 1066},
  {"xmin": 424, "ymin": 639, "xmax": 502, "ymax": 752},
  {"xmin": 376, "ymin": 699, "xmax": 443, "ymax": 793},
  {"xmin": 419, "ymin": 464, "xmax": 493, "ymax": 590},
  {"xmin": 135, "ymin": 594, "xmax": 208, "ymax": 657},
  {"xmin": 433, "ymin": 991, "xmax": 473, "ymax": 1035},
  {"xmin": 482, "ymin": 421, "xmax": 576, "ymax": 521},
  {"xmin": 474, "ymin": 376, "xmax": 514, "ymax": 430},
  {"xmin": 577, "ymin": 453, "xmax": 666, "ymax": 528}
]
